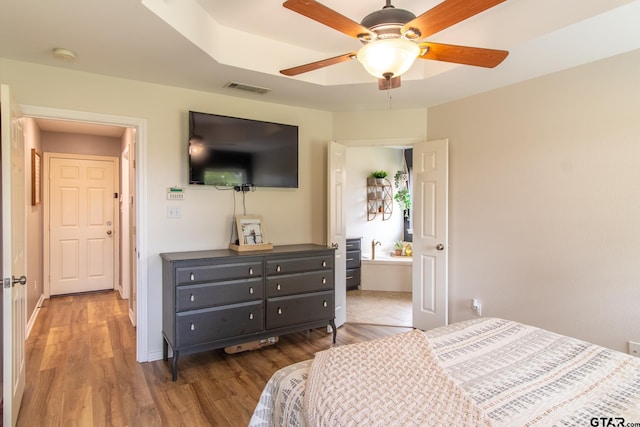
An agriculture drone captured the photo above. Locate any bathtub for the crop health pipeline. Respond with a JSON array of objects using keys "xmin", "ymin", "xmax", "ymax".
[{"xmin": 360, "ymin": 253, "xmax": 412, "ymax": 292}]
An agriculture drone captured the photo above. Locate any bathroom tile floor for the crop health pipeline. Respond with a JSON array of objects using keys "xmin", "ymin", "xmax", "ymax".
[{"xmin": 346, "ymin": 289, "xmax": 412, "ymax": 327}]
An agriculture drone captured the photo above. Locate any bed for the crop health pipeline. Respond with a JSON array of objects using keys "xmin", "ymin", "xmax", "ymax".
[{"xmin": 249, "ymin": 317, "xmax": 640, "ymax": 426}]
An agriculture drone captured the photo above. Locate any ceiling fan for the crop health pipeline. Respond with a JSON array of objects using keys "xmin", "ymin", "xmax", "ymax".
[{"xmin": 280, "ymin": 0, "xmax": 509, "ymax": 89}]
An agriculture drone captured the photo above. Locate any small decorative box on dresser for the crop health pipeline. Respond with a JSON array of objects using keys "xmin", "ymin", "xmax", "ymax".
[
  {"xmin": 161, "ymin": 244, "xmax": 336, "ymax": 381},
  {"xmin": 346, "ymin": 237, "xmax": 362, "ymax": 290}
]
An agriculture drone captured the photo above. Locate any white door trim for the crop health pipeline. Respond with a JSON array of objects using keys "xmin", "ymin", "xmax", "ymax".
[
  {"xmin": 44, "ymin": 153, "xmax": 119, "ymax": 296},
  {"xmin": 19, "ymin": 105, "xmax": 149, "ymax": 362}
]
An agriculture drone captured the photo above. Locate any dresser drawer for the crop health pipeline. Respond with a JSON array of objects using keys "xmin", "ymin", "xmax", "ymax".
[
  {"xmin": 266, "ymin": 270, "xmax": 333, "ymax": 297},
  {"xmin": 266, "ymin": 291, "xmax": 334, "ymax": 329},
  {"xmin": 175, "ymin": 301, "xmax": 264, "ymax": 347},
  {"xmin": 176, "ymin": 261, "xmax": 263, "ymax": 284},
  {"xmin": 176, "ymin": 277, "xmax": 263, "ymax": 312},
  {"xmin": 346, "ymin": 249, "xmax": 361, "ymax": 269},
  {"xmin": 346, "ymin": 238, "xmax": 361, "ymax": 250},
  {"xmin": 346, "ymin": 268, "xmax": 360, "ymax": 290},
  {"xmin": 266, "ymin": 254, "xmax": 333, "ymax": 275}
]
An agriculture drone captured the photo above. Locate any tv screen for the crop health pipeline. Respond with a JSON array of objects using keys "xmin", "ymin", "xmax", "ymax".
[{"xmin": 188, "ymin": 111, "xmax": 299, "ymax": 188}]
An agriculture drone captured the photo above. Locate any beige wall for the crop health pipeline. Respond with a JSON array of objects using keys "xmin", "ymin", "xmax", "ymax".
[
  {"xmin": 427, "ymin": 48, "xmax": 640, "ymax": 352},
  {"xmin": 0, "ymin": 58, "xmax": 333, "ymax": 357},
  {"xmin": 42, "ymin": 132, "xmax": 121, "ymax": 157},
  {"xmin": 333, "ymin": 108, "xmax": 427, "ymax": 142}
]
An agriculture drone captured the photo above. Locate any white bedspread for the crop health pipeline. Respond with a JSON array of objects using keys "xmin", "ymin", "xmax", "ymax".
[{"xmin": 249, "ymin": 318, "xmax": 640, "ymax": 427}]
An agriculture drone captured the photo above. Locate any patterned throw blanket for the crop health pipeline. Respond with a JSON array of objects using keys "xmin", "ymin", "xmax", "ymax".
[{"xmin": 303, "ymin": 329, "xmax": 492, "ymax": 427}]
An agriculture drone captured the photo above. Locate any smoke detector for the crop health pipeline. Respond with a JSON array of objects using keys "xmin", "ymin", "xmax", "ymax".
[{"xmin": 52, "ymin": 48, "xmax": 77, "ymax": 61}]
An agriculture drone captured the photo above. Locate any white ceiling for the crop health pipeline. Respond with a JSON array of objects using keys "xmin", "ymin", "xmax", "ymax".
[{"xmin": 1, "ymin": 0, "xmax": 640, "ymax": 113}]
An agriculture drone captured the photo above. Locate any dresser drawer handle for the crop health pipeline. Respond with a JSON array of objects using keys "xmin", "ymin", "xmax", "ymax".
[
  {"xmin": 190, "ymin": 323, "xmax": 195, "ymax": 331},
  {"xmin": 346, "ymin": 276, "xmax": 354, "ymax": 280},
  {"xmin": 277, "ymin": 308, "xmax": 282, "ymax": 315},
  {"xmin": 323, "ymin": 301, "xmax": 328, "ymax": 308},
  {"xmin": 190, "ymin": 294, "xmax": 195, "ymax": 302},
  {"xmin": 322, "ymin": 261, "xmax": 327, "ymax": 267},
  {"xmin": 249, "ymin": 268, "xmax": 253, "ymax": 275},
  {"xmin": 249, "ymin": 313, "xmax": 254, "ymax": 320},
  {"xmin": 276, "ymin": 283, "xmax": 281, "ymax": 291},
  {"xmin": 249, "ymin": 287, "xmax": 254, "ymax": 294},
  {"xmin": 322, "ymin": 277, "xmax": 326, "ymax": 284},
  {"xmin": 276, "ymin": 265, "xmax": 281, "ymax": 272},
  {"xmin": 346, "ymin": 258, "xmax": 354, "ymax": 262},
  {"xmin": 190, "ymin": 273, "xmax": 195, "ymax": 281},
  {"xmin": 346, "ymin": 244, "xmax": 354, "ymax": 248}
]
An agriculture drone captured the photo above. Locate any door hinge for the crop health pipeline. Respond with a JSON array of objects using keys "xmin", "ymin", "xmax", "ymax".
[
  {"xmin": 114, "ymin": 192, "xmax": 118, "ymax": 199},
  {"xmin": 4, "ymin": 278, "xmax": 10, "ymax": 288}
]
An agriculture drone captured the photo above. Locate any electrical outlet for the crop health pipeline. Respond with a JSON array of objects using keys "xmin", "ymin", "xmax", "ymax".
[
  {"xmin": 629, "ymin": 341, "xmax": 640, "ymax": 357},
  {"xmin": 471, "ymin": 298, "xmax": 482, "ymax": 316}
]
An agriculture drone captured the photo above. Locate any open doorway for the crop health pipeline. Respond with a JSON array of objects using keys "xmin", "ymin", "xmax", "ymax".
[
  {"xmin": 20, "ymin": 104, "xmax": 148, "ymax": 362},
  {"xmin": 342, "ymin": 142, "xmax": 414, "ymax": 328}
]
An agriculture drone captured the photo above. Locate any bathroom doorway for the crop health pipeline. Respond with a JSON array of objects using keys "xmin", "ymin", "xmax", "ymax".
[{"xmin": 343, "ymin": 143, "xmax": 413, "ymax": 327}]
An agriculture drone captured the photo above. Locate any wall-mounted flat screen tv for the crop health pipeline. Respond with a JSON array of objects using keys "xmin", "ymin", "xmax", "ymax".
[{"xmin": 188, "ymin": 111, "xmax": 299, "ymax": 188}]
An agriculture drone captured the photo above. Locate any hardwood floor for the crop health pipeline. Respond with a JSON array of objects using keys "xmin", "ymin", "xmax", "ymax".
[
  {"xmin": 346, "ymin": 289, "xmax": 412, "ymax": 327},
  {"xmin": 18, "ymin": 291, "xmax": 411, "ymax": 426}
]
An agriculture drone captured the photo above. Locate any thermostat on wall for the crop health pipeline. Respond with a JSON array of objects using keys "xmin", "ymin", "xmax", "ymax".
[{"xmin": 167, "ymin": 187, "xmax": 185, "ymax": 200}]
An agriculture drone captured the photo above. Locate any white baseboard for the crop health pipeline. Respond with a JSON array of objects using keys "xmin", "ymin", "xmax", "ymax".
[
  {"xmin": 26, "ymin": 294, "xmax": 45, "ymax": 339},
  {"xmin": 128, "ymin": 307, "xmax": 136, "ymax": 327},
  {"xmin": 147, "ymin": 350, "xmax": 165, "ymax": 362}
]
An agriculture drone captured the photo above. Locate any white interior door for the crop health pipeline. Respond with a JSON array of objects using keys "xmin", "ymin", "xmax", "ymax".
[
  {"xmin": 412, "ymin": 139, "xmax": 449, "ymax": 330},
  {"xmin": 47, "ymin": 154, "xmax": 118, "ymax": 295},
  {"xmin": 2, "ymin": 84, "xmax": 27, "ymax": 427},
  {"xmin": 327, "ymin": 141, "xmax": 347, "ymax": 328}
]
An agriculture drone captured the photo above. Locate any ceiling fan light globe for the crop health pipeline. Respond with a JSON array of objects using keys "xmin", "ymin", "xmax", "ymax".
[{"xmin": 357, "ymin": 38, "xmax": 419, "ymax": 79}]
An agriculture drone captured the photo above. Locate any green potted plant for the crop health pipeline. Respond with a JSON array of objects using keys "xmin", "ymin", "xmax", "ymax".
[
  {"xmin": 394, "ymin": 189, "xmax": 411, "ymax": 218},
  {"xmin": 371, "ymin": 170, "xmax": 388, "ymax": 185},
  {"xmin": 394, "ymin": 240, "xmax": 404, "ymax": 256}
]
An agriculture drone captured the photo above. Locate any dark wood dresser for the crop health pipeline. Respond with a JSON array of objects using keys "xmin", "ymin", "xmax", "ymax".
[
  {"xmin": 161, "ymin": 244, "xmax": 336, "ymax": 380},
  {"xmin": 346, "ymin": 237, "xmax": 362, "ymax": 290}
]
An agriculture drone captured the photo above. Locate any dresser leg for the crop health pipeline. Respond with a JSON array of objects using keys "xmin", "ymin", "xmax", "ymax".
[
  {"xmin": 172, "ymin": 350, "xmax": 180, "ymax": 381},
  {"xmin": 163, "ymin": 338, "xmax": 168, "ymax": 361},
  {"xmin": 330, "ymin": 319, "xmax": 337, "ymax": 343}
]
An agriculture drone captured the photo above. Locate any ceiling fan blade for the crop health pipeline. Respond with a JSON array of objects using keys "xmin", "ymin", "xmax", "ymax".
[
  {"xmin": 419, "ymin": 42, "xmax": 508, "ymax": 68},
  {"xmin": 378, "ymin": 76, "xmax": 401, "ymax": 90},
  {"xmin": 402, "ymin": 0, "xmax": 505, "ymax": 39},
  {"xmin": 283, "ymin": 0, "xmax": 372, "ymax": 39},
  {"xmin": 280, "ymin": 52, "xmax": 357, "ymax": 76}
]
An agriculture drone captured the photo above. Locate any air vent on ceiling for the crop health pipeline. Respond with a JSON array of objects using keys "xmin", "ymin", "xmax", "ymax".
[{"xmin": 223, "ymin": 82, "xmax": 271, "ymax": 95}]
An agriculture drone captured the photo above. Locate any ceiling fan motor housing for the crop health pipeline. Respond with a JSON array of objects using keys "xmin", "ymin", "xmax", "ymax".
[{"xmin": 360, "ymin": 6, "xmax": 417, "ymax": 41}]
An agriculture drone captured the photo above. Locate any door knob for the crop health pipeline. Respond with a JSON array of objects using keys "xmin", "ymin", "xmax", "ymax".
[
  {"xmin": 106, "ymin": 230, "xmax": 113, "ymax": 236},
  {"xmin": 13, "ymin": 275, "xmax": 27, "ymax": 286},
  {"xmin": 436, "ymin": 244, "xmax": 445, "ymax": 251}
]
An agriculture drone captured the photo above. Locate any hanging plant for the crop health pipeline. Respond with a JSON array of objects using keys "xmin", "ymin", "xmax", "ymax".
[
  {"xmin": 394, "ymin": 189, "xmax": 411, "ymax": 218},
  {"xmin": 394, "ymin": 170, "xmax": 408, "ymax": 188}
]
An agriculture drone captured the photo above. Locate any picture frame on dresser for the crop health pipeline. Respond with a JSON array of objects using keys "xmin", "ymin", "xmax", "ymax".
[{"xmin": 236, "ymin": 215, "xmax": 265, "ymax": 245}]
